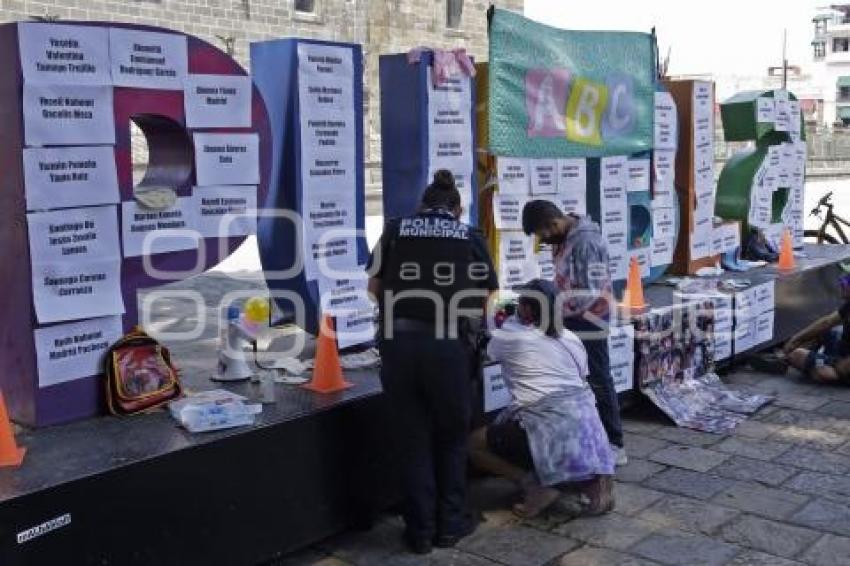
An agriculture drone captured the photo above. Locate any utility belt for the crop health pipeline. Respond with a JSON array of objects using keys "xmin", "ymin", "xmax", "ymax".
[{"xmin": 390, "ymin": 317, "xmax": 461, "ymax": 337}]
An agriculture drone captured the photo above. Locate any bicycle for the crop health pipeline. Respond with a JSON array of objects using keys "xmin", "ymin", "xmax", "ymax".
[{"xmin": 805, "ymin": 191, "xmax": 850, "ymax": 244}]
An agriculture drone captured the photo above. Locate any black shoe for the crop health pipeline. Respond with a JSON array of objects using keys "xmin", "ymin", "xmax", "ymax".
[
  {"xmin": 433, "ymin": 516, "xmax": 479, "ymax": 548},
  {"xmin": 402, "ymin": 532, "xmax": 433, "ymax": 555}
]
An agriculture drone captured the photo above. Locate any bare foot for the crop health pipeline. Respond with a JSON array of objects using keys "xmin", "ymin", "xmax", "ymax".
[
  {"xmin": 512, "ymin": 483, "xmax": 560, "ymax": 518},
  {"xmin": 583, "ymin": 475, "xmax": 615, "ymax": 516}
]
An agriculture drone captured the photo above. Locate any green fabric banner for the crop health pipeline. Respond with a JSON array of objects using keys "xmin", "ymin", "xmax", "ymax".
[{"xmin": 488, "ymin": 8, "xmax": 657, "ymax": 158}]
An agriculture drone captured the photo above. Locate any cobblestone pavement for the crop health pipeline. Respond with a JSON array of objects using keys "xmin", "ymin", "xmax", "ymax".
[{"xmin": 276, "ymin": 367, "xmax": 850, "ymax": 566}]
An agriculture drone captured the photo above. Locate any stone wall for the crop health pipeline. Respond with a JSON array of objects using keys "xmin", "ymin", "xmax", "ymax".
[{"xmin": 0, "ymin": 0, "xmax": 524, "ymax": 189}]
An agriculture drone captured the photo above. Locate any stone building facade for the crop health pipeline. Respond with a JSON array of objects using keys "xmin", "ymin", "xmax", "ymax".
[{"xmin": 0, "ymin": 0, "xmax": 524, "ymax": 189}]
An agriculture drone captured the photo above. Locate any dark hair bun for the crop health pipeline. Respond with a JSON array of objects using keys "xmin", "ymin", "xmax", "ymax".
[{"xmin": 432, "ymin": 169, "xmax": 455, "ymax": 190}]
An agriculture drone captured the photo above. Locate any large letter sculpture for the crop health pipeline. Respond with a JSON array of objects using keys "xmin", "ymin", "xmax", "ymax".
[{"xmin": 0, "ymin": 22, "xmax": 271, "ymax": 426}]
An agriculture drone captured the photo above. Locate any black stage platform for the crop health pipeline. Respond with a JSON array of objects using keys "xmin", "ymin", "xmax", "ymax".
[
  {"xmin": 645, "ymin": 243, "xmax": 850, "ymax": 350},
  {"xmin": 0, "ymin": 368, "xmax": 398, "ymax": 565},
  {"xmin": 2, "ymin": 244, "xmax": 850, "ymax": 565}
]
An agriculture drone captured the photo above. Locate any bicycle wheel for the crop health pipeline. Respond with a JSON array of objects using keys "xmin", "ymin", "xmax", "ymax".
[{"xmin": 804, "ymin": 229, "xmax": 840, "ymax": 244}]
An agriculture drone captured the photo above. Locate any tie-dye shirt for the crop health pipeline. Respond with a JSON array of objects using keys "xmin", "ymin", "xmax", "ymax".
[{"xmin": 552, "ymin": 216, "xmax": 613, "ymax": 323}]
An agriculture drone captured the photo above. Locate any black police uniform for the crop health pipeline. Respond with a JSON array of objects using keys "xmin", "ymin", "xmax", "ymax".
[{"xmin": 368, "ymin": 207, "xmax": 498, "ymax": 544}]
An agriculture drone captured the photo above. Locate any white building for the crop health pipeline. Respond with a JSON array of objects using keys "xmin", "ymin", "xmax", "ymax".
[{"xmin": 812, "ymin": 4, "xmax": 850, "ymax": 126}]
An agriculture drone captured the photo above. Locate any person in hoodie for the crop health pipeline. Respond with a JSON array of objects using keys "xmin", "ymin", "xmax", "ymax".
[{"xmin": 520, "ymin": 200, "xmax": 626, "ymax": 466}]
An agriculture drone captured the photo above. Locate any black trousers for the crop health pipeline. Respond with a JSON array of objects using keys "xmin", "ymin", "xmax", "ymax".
[
  {"xmin": 379, "ymin": 332, "xmax": 472, "ymax": 540},
  {"xmin": 564, "ymin": 317, "xmax": 624, "ymax": 448}
]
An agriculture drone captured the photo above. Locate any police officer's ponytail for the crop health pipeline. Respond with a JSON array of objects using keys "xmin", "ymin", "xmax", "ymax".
[{"xmin": 421, "ymin": 169, "xmax": 461, "ymax": 212}]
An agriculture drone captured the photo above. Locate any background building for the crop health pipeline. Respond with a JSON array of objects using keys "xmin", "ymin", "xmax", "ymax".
[
  {"xmin": 812, "ymin": 4, "xmax": 850, "ymax": 126},
  {"xmin": 0, "ymin": 0, "xmax": 524, "ymax": 190}
]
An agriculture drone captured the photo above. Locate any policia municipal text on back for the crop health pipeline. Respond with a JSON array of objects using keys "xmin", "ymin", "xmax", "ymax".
[{"xmin": 367, "ymin": 170, "xmax": 498, "ymax": 555}]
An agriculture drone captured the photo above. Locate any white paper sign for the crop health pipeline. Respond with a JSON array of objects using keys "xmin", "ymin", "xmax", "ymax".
[
  {"xmin": 554, "ymin": 192, "xmax": 586, "ymax": 217},
  {"xmin": 297, "ymin": 42, "xmax": 359, "ymax": 279},
  {"xmin": 27, "ymin": 205, "xmax": 120, "ymax": 264},
  {"xmin": 499, "ymin": 232, "xmax": 536, "ymax": 288},
  {"xmin": 529, "ymin": 159, "xmax": 558, "ymax": 195},
  {"xmin": 483, "ymin": 364, "xmax": 512, "ymax": 412},
  {"xmin": 194, "ymin": 185, "xmax": 257, "ymax": 238},
  {"xmin": 194, "ymin": 133, "xmax": 260, "ymax": 187},
  {"xmin": 297, "ymin": 42, "xmax": 356, "ymax": 194},
  {"xmin": 31, "ymin": 259, "xmax": 124, "ymax": 324},
  {"xmin": 789, "ymin": 100, "xmax": 801, "ymax": 141},
  {"xmin": 601, "ymin": 155, "xmax": 627, "ymax": 188},
  {"xmin": 497, "ymin": 158, "xmax": 530, "ymax": 194},
  {"xmin": 693, "ymin": 81, "xmax": 713, "ymax": 120},
  {"xmin": 35, "ymin": 316, "xmax": 123, "ymax": 388},
  {"xmin": 608, "ymin": 251, "xmax": 628, "ymax": 281},
  {"xmin": 121, "ymin": 197, "xmax": 199, "ymax": 257},
  {"xmin": 650, "ymin": 237, "xmax": 674, "ymax": 267},
  {"xmin": 654, "ymin": 91, "xmax": 677, "ymax": 150},
  {"xmin": 494, "ymin": 193, "xmax": 528, "ymax": 231},
  {"xmin": 734, "ymin": 287, "xmax": 758, "ymax": 321},
  {"xmin": 653, "ymin": 149, "xmax": 676, "ymax": 205},
  {"xmin": 18, "ymin": 23, "xmax": 111, "ymax": 85},
  {"xmin": 714, "ymin": 222, "xmax": 740, "ymax": 254},
  {"xmin": 23, "ymin": 146, "xmax": 119, "ymax": 211},
  {"xmin": 427, "ymin": 71, "xmax": 473, "ymax": 174},
  {"xmin": 447, "ymin": 169, "xmax": 474, "ymax": 226},
  {"xmin": 753, "ymin": 280, "xmax": 775, "ymax": 315},
  {"xmin": 690, "ymin": 218, "xmax": 712, "ymax": 260},
  {"xmin": 694, "ymin": 193, "xmax": 715, "ymax": 224},
  {"xmin": 756, "ymin": 310, "xmax": 775, "ymax": 345},
  {"xmin": 712, "ymin": 294, "xmax": 734, "ymax": 329},
  {"xmin": 773, "ymin": 90, "xmax": 790, "ymax": 132},
  {"xmin": 184, "ymin": 74, "xmax": 252, "ymax": 128},
  {"xmin": 556, "ymin": 158, "xmax": 587, "ymax": 215},
  {"xmin": 756, "ymin": 97, "xmax": 776, "ymax": 124},
  {"xmin": 23, "ymin": 84, "xmax": 115, "ymax": 146},
  {"xmin": 317, "ymin": 272, "xmax": 375, "ymax": 350},
  {"xmin": 109, "ymin": 28, "xmax": 188, "ymax": 89},
  {"xmin": 694, "ymin": 141, "xmax": 715, "ymax": 195},
  {"xmin": 734, "ymin": 317, "xmax": 757, "ymax": 354},
  {"xmin": 303, "ymin": 191, "xmax": 358, "ymax": 279},
  {"xmin": 536, "ymin": 244, "xmax": 555, "ymax": 281},
  {"xmin": 711, "ymin": 229, "xmax": 724, "ymax": 257},
  {"xmin": 557, "ymin": 158, "xmax": 586, "ymax": 194},
  {"xmin": 627, "ymin": 159, "xmax": 651, "ymax": 193},
  {"xmin": 652, "ymin": 207, "xmax": 674, "ymax": 239},
  {"xmin": 715, "ymin": 334, "xmax": 732, "ymax": 361},
  {"xmin": 600, "ymin": 157, "xmax": 628, "ymax": 253},
  {"xmin": 28, "ymin": 204, "xmax": 124, "ymax": 323},
  {"xmin": 635, "ymin": 249, "xmax": 651, "ymax": 278},
  {"xmin": 608, "ymin": 324, "xmax": 635, "ymax": 393}
]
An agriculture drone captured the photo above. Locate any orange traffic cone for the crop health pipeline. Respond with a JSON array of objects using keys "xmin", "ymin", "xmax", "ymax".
[
  {"xmin": 0, "ymin": 391, "xmax": 25, "ymax": 468},
  {"xmin": 304, "ymin": 314, "xmax": 353, "ymax": 394},
  {"xmin": 778, "ymin": 229, "xmax": 796, "ymax": 271},
  {"xmin": 620, "ymin": 256, "xmax": 647, "ymax": 311}
]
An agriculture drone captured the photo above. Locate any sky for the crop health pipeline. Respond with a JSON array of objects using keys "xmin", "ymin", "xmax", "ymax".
[{"xmin": 525, "ymin": 0, "xmax": 821, "ymax": 78}]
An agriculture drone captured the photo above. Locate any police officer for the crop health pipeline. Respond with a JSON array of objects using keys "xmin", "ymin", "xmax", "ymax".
[{"xmin": 367, "ymin": 170, "xmax": 498, "ymax": 555}]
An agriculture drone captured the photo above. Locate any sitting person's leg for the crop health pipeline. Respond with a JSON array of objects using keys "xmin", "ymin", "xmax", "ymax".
[
  {"xmin": 784, "ymin": 313, "xmax": 841, "ymax": 356},
  {"xmin": 468, "ymin": 426, "xmax": 525, "ymax": 483},
  {"xmin": 787, "ymin": 346, "xmax": 850, "ymax": 384},
  {"xmin": 468, "ymin": 420, "xmax": 560, "ymax": 518}
]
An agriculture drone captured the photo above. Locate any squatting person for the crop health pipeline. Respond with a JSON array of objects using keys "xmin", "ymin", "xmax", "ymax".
[{"xmin": 469, "ymin": 279, "xmax": 615, "ymax": 518}]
